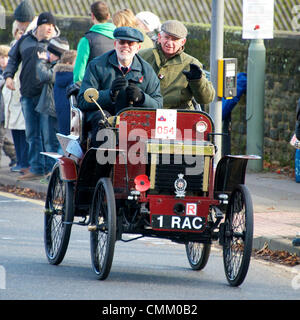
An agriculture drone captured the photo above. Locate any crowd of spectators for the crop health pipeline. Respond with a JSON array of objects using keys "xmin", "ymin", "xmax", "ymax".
[{"xmin": 0, "ymin": 0, "xmax": 217, "ymax": 182}]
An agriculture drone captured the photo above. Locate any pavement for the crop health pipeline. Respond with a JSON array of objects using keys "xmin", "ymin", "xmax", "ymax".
[{"xmin": 0, "ymin": 153, "xmax": 299, "ymax": 257}]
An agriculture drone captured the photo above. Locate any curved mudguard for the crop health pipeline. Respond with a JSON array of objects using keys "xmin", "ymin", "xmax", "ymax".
[
  {"xmin": 214, "ymin": 155, "xmax": 260, "ymax": 194},
  {"xmin": 41, "ymin": 151, "xmax": 78, "ymax": 181},
  {"xmin": 56, "ymin": 157, "xmax": 78, "ymax": 181}
]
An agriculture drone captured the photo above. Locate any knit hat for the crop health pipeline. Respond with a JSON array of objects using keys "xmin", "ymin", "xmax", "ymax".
[
  {"xmin": 161, "ymin": 20, "xmax": 188, "ymax": 39},
  {"xmin": 0, "ymin": 45, "xmax": 10, "ymax": 57},
  {"xmin": 136, "ymin": 11, "xmax": 161, "ymax": 32},
  {"xmin": 47, "ymin": 37, "xmax": 70, "ymax": 58},
  {"xmin": 37, "ymin": 12, "xmax": 56, "ymax": 27},
  {"xmin": 14, "ymin": 1, "xmax": 35, "ymax": 23}
]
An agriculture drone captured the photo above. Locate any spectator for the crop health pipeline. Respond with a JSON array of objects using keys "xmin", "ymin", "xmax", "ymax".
[
  {"xmin": 13, "ymin": 0, "xmax": 38, "ymax": 35},
  {"xmin": 112, "ymin": 9, "xmax": 153, "ymax": 50},
  {"xmin": 0, "ymin": 45, "xmax": 17, "ymax": 168},
  {"xmin": 292, "ymin": 100, "xmax": 300, "ymax": 246},
  {"xmin": 4, "ymin": 12, "xmax": 60, "ymax": 180},
  {"xmin": 139, "ymin": 20, "xmax": 215, "ymax": 109},
  {"xmin": 35, "ymin": 37, "xmax": 70, "ymax": 173},
  {"xmin": 77, "ymin": 27, "xmax": 162, "ymax": 147},
  {"xmin": 222, "ymin": 72, "xmax": 247, "ymax": 155},
  {"xmin": 73, "ymin": 1, "xmax": 115, "ymax": 83},
  {"xmin": 53, "ymin": 50, "xmax": 77, "ymax": 135},
  {"xmin": 295, "ymin": 99, "xmax": 300, "ymax": 141},
  {"xmin": 135, "ymin": 11, "xmax": 161, "ymax": 41},
  {"xmin": 2, "ymin": 22, "xmax": 29, "ymax": 174}
]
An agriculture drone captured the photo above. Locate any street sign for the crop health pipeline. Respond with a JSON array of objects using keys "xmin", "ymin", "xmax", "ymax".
[{"xmin": 242, "ymin": 0, "xmax": 274, "ymax": 39}]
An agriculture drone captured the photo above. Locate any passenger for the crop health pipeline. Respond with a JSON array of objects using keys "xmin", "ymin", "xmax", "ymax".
[
  {"xmin": 112, "ymin": 9, "xmax": 153, "ymax": 50},
  {"xmin": 73, "ymin": 1, "xmax": 115, "ymax": 83},
  {"xmin": 139, "ymin": 20, "xmax": 215, "ymax": 109},
  {"xmin": 77, "ymin": 27, "xmax": 163, "ymax": 147}
]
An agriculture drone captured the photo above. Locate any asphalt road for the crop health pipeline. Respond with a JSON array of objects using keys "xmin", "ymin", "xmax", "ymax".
[{"xmin": 0, "ymin": 192, "xmax": 299, "ymax": 302}]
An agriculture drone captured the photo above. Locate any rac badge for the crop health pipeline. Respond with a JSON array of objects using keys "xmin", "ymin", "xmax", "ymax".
[{"xmin": 174, "ymin": 173, "xmax": 187, "ymax": 198}]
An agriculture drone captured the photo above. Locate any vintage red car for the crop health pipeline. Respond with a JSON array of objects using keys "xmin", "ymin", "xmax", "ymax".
[{"xmin": 43, "ymin": 88, "xmax": 259, "ymax": 286}]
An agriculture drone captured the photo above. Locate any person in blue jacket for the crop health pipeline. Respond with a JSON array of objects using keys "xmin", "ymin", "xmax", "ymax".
[
  {"xmin": 295, "ymin": 99, "xmax": 300, "ymax": 141},
  {"xmin": 53, "ymin": 50, "xmax": 77, "ymax": 135},
  {"xmin": 77, "ymin": 26, "xmax": 162, "ymax": 147},
  {"xmin": 222, "ymin": 72, "xmax": 247, "ymax": 155},
  {"xmin": 292, "ymin": 99, "xmax": 300, "ymax": 246}
]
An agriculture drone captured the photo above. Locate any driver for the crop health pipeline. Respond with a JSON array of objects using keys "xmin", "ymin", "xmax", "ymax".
[{"xmin": 77, "ymin": 26, "xmax": 163, "ymax": 147}]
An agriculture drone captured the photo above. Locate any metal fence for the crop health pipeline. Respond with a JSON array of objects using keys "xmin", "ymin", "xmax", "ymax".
[{"xmin": 2, "ymin": 0, "xmax": 300, "ymax": 31}]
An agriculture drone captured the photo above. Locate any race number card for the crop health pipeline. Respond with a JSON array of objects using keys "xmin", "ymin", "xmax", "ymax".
[{"xmin": 155, "ymin": 109, "xmax": 177, "ymax": 139}]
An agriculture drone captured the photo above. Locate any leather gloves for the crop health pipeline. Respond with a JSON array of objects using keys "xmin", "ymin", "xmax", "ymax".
[
  {"xmin": 182, "ymin": 63, "xmax": 203, "ymax": 80},
  {"xmin": 110, "ymin": 77, "xmax": 128, "ymax": 101},
  {"xmin": 126, "ymin": 82, "xmax": 145, "ymax": 105},
  {"xmin": 66, "ymin": 82, "xmax": 81, "ymax": 99}
]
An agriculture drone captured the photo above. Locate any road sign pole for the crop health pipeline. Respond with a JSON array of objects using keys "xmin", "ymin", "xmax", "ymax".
[
  {"xmin": 246, "ymin": 39, "xmax": 266, "ymax": 171},
  {"xmin": 209, "ymin": 0, "xmax": 224, "ymax": 164}
]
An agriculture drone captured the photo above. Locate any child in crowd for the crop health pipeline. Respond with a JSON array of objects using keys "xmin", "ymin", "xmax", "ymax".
[
  {"xmin": 35, "ymin": 37, "xmax": 69, "ymax": 174},
  {"xmin": 0, "ymin": 45, "xmax": 17, "ymax": 168},
  {"xmin": 2, "ymin": 22, "xmax": 29, "ymax": 174},
  {"xmin": 53, "ymin": 50, "xmax": 77, "ymax": 135}
]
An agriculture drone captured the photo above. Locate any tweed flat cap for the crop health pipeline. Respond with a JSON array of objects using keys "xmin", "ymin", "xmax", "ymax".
[
  {"xmin": 113, "ymin": 27, "xmax": 144, "ymax": 42},
  {"xmin": 161, "ymin": 20, "xmax": 188, "ymax": 39}
]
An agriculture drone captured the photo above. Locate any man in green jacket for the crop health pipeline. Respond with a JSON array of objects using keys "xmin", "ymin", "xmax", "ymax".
[
  {"xmin": 139, "ymin": 20, "xmax": 215, "ymax": 109},
  {"xmin": 77, "ymin": 27, "xmax": 162, "ymax": 147},
  {"xmin": 73, "ymin": 1, "xmax": 115, "ymax": 83}
]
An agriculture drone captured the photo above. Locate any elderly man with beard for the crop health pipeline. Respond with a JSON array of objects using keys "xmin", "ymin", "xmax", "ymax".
[{"xmin": 77, "ymin": 26, "xmax": 162, "ymax": 147}]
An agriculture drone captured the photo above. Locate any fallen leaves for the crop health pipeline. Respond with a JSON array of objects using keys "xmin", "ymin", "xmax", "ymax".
[
  {"xmin": 263, "ymin": 160, "xmax": 295, "ymax": 178},
  {"xmin": 0, "ymin": 185, "xmax": 46, "ymax": 200},
  {"xmin": 253, "ymin": 242, "xmax": 300, "ymax": 266}
]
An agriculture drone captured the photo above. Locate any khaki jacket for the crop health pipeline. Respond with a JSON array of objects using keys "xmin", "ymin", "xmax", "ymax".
[{"xmin": 139, "ymin": 45, "xmax": 215, "ymax": 109}]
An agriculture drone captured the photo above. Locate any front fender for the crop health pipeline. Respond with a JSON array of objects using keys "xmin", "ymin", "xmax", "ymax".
[
  {"xmin": 57, "ymin": 157, "xmax": 78, "ymax": 181},
  {"xmin": 214, "ymin": 155, "xmax": 260, "ymax": 194}
]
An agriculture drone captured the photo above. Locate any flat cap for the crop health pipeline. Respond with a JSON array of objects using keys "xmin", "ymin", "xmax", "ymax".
[
  {"xmin": 161, "ymin": 20, "xmax": 188, "ymax": 39},
  {"xmin": 113, "ymin": 27, "xmax": 144, "ymax": 42}
]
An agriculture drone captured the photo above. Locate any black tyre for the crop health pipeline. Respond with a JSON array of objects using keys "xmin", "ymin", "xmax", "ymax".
[
  {"xmin": 185, "ymin": 242, "xmax": 211, "ymax": 270},
  {"xmin": 90, "ymin": 178, "xmax": 116, "ymax": 280},
  {"xmin": 44, "ymin": 166, "xmax": 74, "ymax": 265},
  {"xmin": 223, "ymin": 184, "xmax": 253, "ymax": 286}
]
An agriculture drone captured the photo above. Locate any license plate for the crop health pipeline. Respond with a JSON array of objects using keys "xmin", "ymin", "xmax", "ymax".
[{"xmin": 151, "ymin": 215, "xmax": 205, "ymax": 231}]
